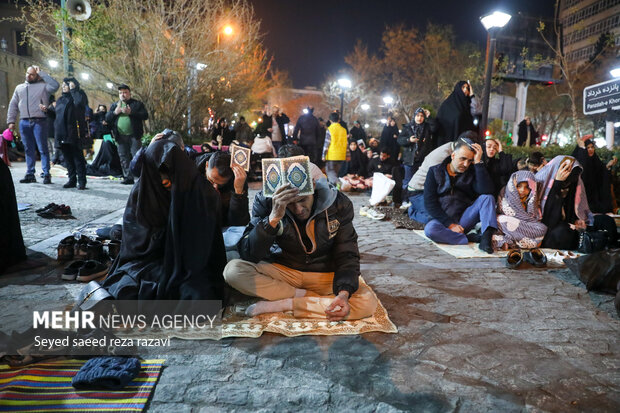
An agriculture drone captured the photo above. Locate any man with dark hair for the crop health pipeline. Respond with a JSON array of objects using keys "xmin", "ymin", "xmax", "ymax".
[
  {"xmin": 293, "ymin": 106, "xmax": 320, "ymax": 163},
  {"xmin": 423, "ymin": 137, "xmax": 496, "ymax": 253},
  {"xmin": 367, "ymin": 147, "xmax": 404, "ymax": 206},
  {"xmin": 350, "ymin": 120, "xmax": 367, "ymax": 144},
  {"xmin": 195, "ymin": 151, "xmax": 250, "ymax": 228},
  {"xmin": 106, "ymin": 84, "xmax": 149, "ymax": 185},
  {"xmin": 322, "ymin": 112, "xmax": 349, "ymax": 185},
  {"xmin": 224, "ymin": 179, "xmax": 377, "ymax": 320},
  {"xmin": 7, "ymin": 65, "xmax": 59, "ymax": 184}
]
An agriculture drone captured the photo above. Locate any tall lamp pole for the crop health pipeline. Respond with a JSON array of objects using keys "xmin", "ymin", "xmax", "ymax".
[
  {"xmin": 479, "ymin": 11, "xmax": 511, "ymax": 134},
  {"xmin": 60, "ymin": 0, "xmax": 73, "ymax": 76},
  {"xmin": 337, "ymin": 78, "xmax": 351, "ymax": 120}
]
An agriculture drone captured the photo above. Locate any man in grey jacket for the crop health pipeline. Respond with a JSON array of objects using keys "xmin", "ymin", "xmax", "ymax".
[{"xmin": 7, "ymin": 65, "xmax": 59, "ymax": 184}]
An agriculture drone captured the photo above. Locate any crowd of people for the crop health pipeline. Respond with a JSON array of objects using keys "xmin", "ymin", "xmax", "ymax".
[{"xmin": 3, "ymin": 69, "xmax": 619, "ymax": 320}]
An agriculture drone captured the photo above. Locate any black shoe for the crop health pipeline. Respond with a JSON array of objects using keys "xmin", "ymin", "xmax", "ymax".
[
  {"xmin": 20, "ymin": 175, "xmax": 36, "ymax": 183},
  {"xmin": 43, "ymin": 175, "xmax": 52, "ymax": 184},
  {"xmin": 121, "ymin": 178, "xmax": 134, "ymax": 185},
  {"xmin": 36, "ymin": 203, "xmax": 58, "ymax": 213},
  {"xmin": 57, "ymin": 238, "xmax": 75, "ymax": 261},
  {"xmin": 524, "ymin": 248, "xmax": 547, "ymax": 267},
  {"xmin": 505, "ymin": 249, "xmax": 523, "ymax": 269},
  {"xmin": 74, "ymin": 241, "xmax": 89, "ymax": 260},
  {"xmin": 86, "ymin": 240, "xmax": 104, "ymax": 261},
  {"xmin": 77, "ymin": 184, "xmax": 86, "ymax": 190},
  {"xmin": 478, "ymin": 227, "xmax": 495, "ymax": 254},
  {"xmin": 63, "ymin": 180, "xmax": 77, "ymax": 189},
  {"xmin": 62, "ymin": 260, "xmax": 86, "ymax": 281},
  {"xmin": 76, "ymin": 260, "xmax": 108, "ymax": 282}
]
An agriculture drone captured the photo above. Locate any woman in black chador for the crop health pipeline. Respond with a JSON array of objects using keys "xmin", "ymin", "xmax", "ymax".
[
  {"xmin": 103, "ymin": 136, "xmax": 227, "ymax": 300},
  {"xmin": 571, "ymin": 135, "xmax": 615, "ymax": 214},
  {"xmin": 435, "ymin": 80, "xmax": 476, "ymax": 147},
  {"xmin": 0, "ymin": 158, "xmax": 26, "ymax": 274}
]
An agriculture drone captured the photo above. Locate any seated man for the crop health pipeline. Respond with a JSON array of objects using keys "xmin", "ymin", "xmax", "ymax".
[
  {"xmin": 224, "ymin": 179, "xmax": 378, "ymax": 321},
  {"xmin": 423, "ymin": 137, "xmax": 497, "ymax": 253},
  {"xmin": 406, "ymin": 131, "xmax": 478, "ymax": 223},
  {"xmin": 367, "ymin": 147, "xmax": 403, "ymax": 206}
]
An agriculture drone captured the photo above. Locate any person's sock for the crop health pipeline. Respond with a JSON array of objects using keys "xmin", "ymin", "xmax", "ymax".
[
  {"xmin": 294, "ymin": 288, "xmax": 306, "ymax": 298},
  {"xmin": 466, "ymin": 231, "xmax": 481, "ymax": 243},
  {"xmin": 245, "ymin": 298, "xmax": 293, "ymax": 317},
  {"xmin": 479, "ymin": 227, "xmax": 495, "ymax": 254}
]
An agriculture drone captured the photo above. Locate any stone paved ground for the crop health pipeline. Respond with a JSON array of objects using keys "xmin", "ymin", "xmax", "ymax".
[{"xmin": 2, "ymin": 161, "xmax": 619, "ymax": 412}]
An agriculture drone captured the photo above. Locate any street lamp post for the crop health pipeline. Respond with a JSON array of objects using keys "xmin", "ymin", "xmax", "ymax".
[
  {"xmin": 337, "ymin": 78, "xmax": 352, "ymax": 120},
  {"xmin": 479, "ymin": 11, "xmax": 511, "ymax": 134}
]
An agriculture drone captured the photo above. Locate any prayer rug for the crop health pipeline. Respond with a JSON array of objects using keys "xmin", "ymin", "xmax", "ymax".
[
  {"xmin": 49, "ymin": 164, "xmax": 114, "ymax": 180},
  {"xmin": 0, "ymin": 358, "xmax": 164, "ymax": 412},
  {"xmin": 412, "ymin": 230, "xmax": 582, "ymax": 264},
  {"xmin": 120, "ymin": 278, "xmax": 397, "ymax": 340}
]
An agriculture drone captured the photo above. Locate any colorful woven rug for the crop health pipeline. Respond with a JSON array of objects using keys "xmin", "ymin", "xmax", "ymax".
[{"xmin": 0, "ymin": 358, "xmax": 164, "ymax": 412}]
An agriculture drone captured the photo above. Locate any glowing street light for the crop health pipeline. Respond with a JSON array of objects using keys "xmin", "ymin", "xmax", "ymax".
[
  {"xmin": 479, "ymin": 10, "xmax": 511, "ymax": 132},
  {"xmin": 382, "ymin": 96, "xmax": 393, "ymax": 106},
  {"xmin": 48, "ymin": 59, "xmax": 59, "ymax": 68},
  {"xmin": 361, "ymin": 104, "xmax": 370, "ymax": 111},
  {"xmin": 196, "ymin": 63, "xmax": 207, "ymax": 71},
  {"xmin": 223, "ymin": 25, "xmax": 234, "ymax": 36},
  {"xmin": 80, "ymin": 72, "xmax": 90, "ymax": 81},
  {"xmin": 337, "ymin": 77, "xmax": 352, "ymax": 118},
  {"xmin": 611, "ymin": 68, "xmax": 620, "ymax": 78},
  {"xmin": 106, "ymin": 82, "xmax": 114, "ymax": 89}
]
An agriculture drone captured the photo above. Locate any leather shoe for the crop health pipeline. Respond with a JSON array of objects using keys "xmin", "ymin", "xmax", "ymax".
[
  {"xmin": 62, "ymin": 260, "xmax": 86, "ymax": 281},
  {"xmin": 86, "ymin": 240, "xmax": 104, "ymax": 262},
  {"xmin": 524, "ymin": 248, "xmax": 547, "ymax": 267},
  {"xmin": 43, "ymin": 175, "xmax": 52, "ymax": 184},
  {"xmin": 57, "ymin": 240, "xmax": 75, "ymax": 261},
  {"xmin": 19, "ymin": 175, "xmax": 36, "ymax": 183},
  {"xmin": 107, "ymin": 240, "xmax": 121, "ymax": 260},
  {"xmin": 505, "ymin": 249, "xmax": 523, "ymax": 269},
  {"xmin": 77, "ymin": 260, "xmax": 109, "ymax": 282},
  {"xmin": 63, "ymin": 180, "xmax": 77, "ymax": 188}
]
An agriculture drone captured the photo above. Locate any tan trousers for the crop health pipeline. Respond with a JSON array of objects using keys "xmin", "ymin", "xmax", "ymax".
[{"xmin": 223, "ymin": 259, "xmax": 378, "ymax": 320}]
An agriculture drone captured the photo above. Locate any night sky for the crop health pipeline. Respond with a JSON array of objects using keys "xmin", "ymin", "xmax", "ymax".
[{"xmin": 250, "ymin": 0, "xmax": 555, "ymax": 88}]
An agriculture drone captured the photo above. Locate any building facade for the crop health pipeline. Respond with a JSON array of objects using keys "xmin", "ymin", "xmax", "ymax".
[{"xmin": 559, "ymin": 0, "xmax": 620, "ymax": 65}]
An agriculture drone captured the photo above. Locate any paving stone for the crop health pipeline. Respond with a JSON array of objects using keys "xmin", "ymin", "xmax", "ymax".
[{"xmin": 3, "ymin": 163, "xmax": 619, "ymax": 412}]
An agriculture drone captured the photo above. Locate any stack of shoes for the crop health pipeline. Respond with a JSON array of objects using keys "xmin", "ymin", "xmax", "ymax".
[
  {"xmin": 505, "ymin": 248, "xmax": 547, "ymax": 269},
  {"xmin": 37, "ymin": 204, "xmax": 73, "ymax": 219}
]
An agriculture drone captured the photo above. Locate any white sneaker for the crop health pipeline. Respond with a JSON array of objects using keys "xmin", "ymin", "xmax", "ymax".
[
  {"xmin": 359, "ymin": 206, "xmax": 370, "ymax": 216},
  {"xmin": 366, "ymin": 208, "xmax": 386, "ymax": 220},
  {"xmin": 400, "ymin": 201, "xmax": 411, "ymax": 210}
]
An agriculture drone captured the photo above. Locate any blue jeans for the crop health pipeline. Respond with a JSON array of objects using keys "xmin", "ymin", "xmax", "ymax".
[
  {"xmin": 407, "ymin": 192, "xmax": 431, "ymax": 224},
  {"xmin": 20, "ymin": 118, "xmax": 50, "ymax": 176},
  {"xmin": 424, "ymin": 194, "xmax": 497, "ymax": 244}
]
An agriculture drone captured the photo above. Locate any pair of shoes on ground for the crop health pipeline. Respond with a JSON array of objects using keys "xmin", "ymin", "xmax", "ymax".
[
  {"xmin": 506, "ymin": 248, "xmax": 547, "ymax": 269},
  {"xmin": 62, "ymin": 259, "xmax": 108, "ymax": 282},
  {"xmin": 37, "ymin": 204, "xmax": 72, "ymax": 219},
  {"xmin": 359, "ymin": 206, "xmax": 386, "ymax": 220},
  {"xmin": 57, "ymin": 236, "xmax": 109, "ymax": 262},
  {"xmin": 20, "ymin": 174, "xmax": 51, "ymax": 184},
  {"xmin": 399, "ymin": 201, "xmax": 411, "ymax": 210},
  {"xmin": 63, "ymin": 180, "xmax": 86, "ymax": 190}
]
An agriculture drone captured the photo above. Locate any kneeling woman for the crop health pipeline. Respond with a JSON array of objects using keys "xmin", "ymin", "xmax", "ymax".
[
  {"xmin": 536, "ymin": 156, "xmax": 617, "ymax": 250},
  {"xmin": 103, "ymin": 136, "xmax": 227, "ymax": 300},
  {"xmin": 493, "ymin": 170, "xmax": 547, "ymax": 250}
]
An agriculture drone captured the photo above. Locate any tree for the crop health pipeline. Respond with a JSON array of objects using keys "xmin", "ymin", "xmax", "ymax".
[
  {"xmin": 343, "ymin": 23, "xmax": 486, "ymax": 123},
  {"xmin": 8, "ymin": 0, "xmax": 273, "ymax": 133},
  {"xmin": 533, "ymin": 1, "xmax": 616, "ymax": 141}
]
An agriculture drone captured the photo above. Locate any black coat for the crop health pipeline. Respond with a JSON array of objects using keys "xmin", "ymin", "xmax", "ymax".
[
  {"xmin": 103, "ymin": 139, "xmax": 227, "ymax": 301},
  {"xmin": 483, "ymin": 152, "xmax": 516, "ymax": 196},
  {"xmin": 350, "ymin": 125, "xmax": 367, "ymax": 144},
  {"xmin": 348, "ymin": 148, "xmax": 368, "ymax": 177},
  {"xmin": 517, "ymin": 120, "xmax": 539, "ymax": 146},
  {"xmin": 238, "ymin": 180, "xmax": 360, "ymax": 296},
  {"xmin": 424, "ymin": 156, "xmax": 494, "ymax": 226},
  {"xmin": 397, "ymin": 119, "xmax": 436, "ymax": 166},
  {"xmin": 293, "ymin": 112, "xmax": 320, "ymax": 146},
  {"xmin": 436, "ymin": 81, "xmax": 476, "ymax": 146},
  {"xmin": 379, "ymin": 124, "xmax": 400, "ymax": 160},
  {"xmin": 105, "ymin": 98, "xmax": 149, "ymax": 139},
  {"xmin": 0, "ymin": 159, "xmax": 26, "ymax": 273},
  {"xmin": 572, "ymin": 146, "xmax": 614, "ymax": 213},
  {"xmin": 48, "ymin": 88, "xmax": 88, "ymax": 149},
  {"xmin": 210, "ymin": 125, "xmax": 235, "ymax": 146}
]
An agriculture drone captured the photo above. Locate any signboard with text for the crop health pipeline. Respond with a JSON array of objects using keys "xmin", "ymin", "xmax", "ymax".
[{"xmin": 583, "ymin": 79, "xmax": 620, "ymax": 115}]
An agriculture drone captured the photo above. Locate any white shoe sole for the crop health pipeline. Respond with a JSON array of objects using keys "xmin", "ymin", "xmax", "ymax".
[{"xmin": 61, "ymin": 273, "xmax": 77, "ymax": 281}]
